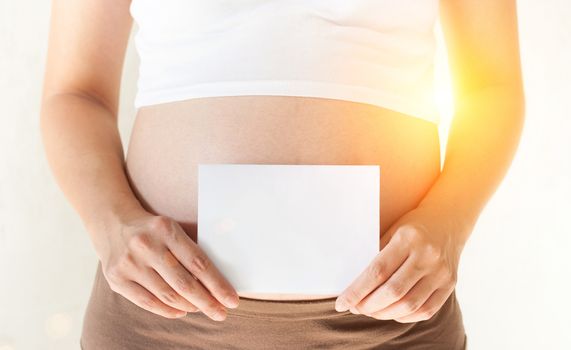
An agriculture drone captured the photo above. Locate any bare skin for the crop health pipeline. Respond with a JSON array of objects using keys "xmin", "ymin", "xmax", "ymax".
[
  {"xmin": 40, "ymin": 0, "xmax": 524, "ymax": 323},
  {"xmin": 125, "ymin": 95, "xmax": 441, "ymax": 301}
]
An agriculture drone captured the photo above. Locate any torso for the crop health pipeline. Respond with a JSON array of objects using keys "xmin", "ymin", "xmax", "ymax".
[{"xmin": 124, "ymin": 95, "xmax": 441, "ymax": 301}]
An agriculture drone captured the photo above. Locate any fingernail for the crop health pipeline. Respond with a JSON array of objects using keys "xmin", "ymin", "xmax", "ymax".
[
  {"xmin": 222, "ymin": 294, "xmax": 240, "ymax": 308},
  {"xmin": 212, "ymin": 309, "xmax": 227, "ymax": 321},
  {"xmin": 335, "ymin": 298, "xmax": 349, "ymax": 312}
]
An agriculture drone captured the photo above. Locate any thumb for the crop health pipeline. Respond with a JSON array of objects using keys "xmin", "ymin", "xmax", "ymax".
[
  {"xmin": 379, "ymin": 225, "xmax": 397, "ymax": 250},
  {"xmin": 379, "ymin": 217, "xmax": 412, "ymax": 250}
]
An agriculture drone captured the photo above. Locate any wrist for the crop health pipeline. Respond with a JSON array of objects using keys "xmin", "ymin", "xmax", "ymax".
[
  {"xmin": 414, "ymin": 200, "xmax": 478, "ymax": 252},
  {"xmin": 82, "ymin": 193, "xmax": 150, "ymax": 253}
]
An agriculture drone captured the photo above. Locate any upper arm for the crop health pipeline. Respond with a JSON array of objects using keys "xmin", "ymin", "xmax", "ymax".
[
  {"xmin": 439, "ymin": 0, "xmax": 524, "ymax": 101},
  {"xmin": 41, "ymin": 0, "xmax": 133, "ymax": 116}
]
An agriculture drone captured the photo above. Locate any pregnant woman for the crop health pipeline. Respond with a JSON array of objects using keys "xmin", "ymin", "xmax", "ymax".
[{"xmin": 40, "ymin": 0, "xmax": 524, "ymax": 349}]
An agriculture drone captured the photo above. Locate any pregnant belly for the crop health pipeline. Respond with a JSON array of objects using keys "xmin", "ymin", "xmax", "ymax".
[{"xmin": 124, "ymin": 95, "xmax": 441, "ymax": 301}]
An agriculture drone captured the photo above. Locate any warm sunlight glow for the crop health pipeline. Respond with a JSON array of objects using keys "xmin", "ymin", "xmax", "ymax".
[
  {"xmin": 434, "ymin": 77, "xmax": 454, "ymax": 121},
  {"xmin": 433, "ymin": 22, "xmax": 455, "ymax": 162},
  {"xmin": 433, "ymin": 22, "xmax": 455, "ymax": 127}
]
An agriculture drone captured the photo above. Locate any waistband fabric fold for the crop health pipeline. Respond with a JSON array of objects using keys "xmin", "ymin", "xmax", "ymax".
[{"xmin": 227, "ymin": 296, "xmax": 351, "ymax": 320}]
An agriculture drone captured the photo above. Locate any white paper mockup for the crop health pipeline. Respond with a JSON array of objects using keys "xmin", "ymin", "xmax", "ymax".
[{"xmin": 197, "ymin": 164, "xmax": 380, "ymax": 295}]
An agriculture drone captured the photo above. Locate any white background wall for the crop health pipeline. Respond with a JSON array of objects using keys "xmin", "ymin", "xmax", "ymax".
[{"xmin": 1, "ymin": 1, "xmax": 569, "ymax": 349}]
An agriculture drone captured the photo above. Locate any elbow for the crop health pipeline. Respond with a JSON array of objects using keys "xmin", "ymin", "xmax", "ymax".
[
  {"xmin": 497, "ymin": 81, "xmax": 526, "ymax": 130},
  {"xmin": 514, "ymin": 80, "xmax": 526, "ymax": 116},
  {"xmin": 507, "ymin": 83, "xmax": 526, "ymax": 148},
  {"xmin": 513, "ymin": 83, "xmax": 526, "ymax": 132}
]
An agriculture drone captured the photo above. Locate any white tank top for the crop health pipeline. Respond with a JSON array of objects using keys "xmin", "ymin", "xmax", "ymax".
[{"xmin": 129, "ymin": 0, "xmax": 441, "ymax": 124}]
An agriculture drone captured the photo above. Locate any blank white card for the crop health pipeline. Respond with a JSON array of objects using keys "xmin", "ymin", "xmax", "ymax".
[{"xmin": 197, "ymin": 164, "xmax": 380, "ymax": 295}]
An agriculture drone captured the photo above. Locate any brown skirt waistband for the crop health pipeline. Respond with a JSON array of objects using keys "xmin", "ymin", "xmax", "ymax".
[
  {"xmin": 81, "ymin": 261, "xmax": 467, "ymax": 349},
  {"xmin": 227, "ymin": 296, "xmax": 350, "ymax": 320}
]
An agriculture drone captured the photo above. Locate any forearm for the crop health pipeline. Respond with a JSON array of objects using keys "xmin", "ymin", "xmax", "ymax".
[
  {"xmin": 417, "ymin": 85, "xmax": 525, "ymax": 246},
  {"xmin": 40, "ymin": 92, "xmax": 147, "ymax": 253}
]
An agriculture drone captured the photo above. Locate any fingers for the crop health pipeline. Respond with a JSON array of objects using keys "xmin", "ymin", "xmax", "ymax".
[
  {"xmin": 165, "ymin": 224, "xmax": 240, "ymax": 310},
  {"xmin": 103, "ymin": 214, "xmax": 242, "ymax": 321},
  {"xmin": 393, "ymin": 286, "xmax": 454, "ymax": 323},
  {"xmin": 335, "ymin": 233, "xmax": 408, "ymax": 312},
  {"xmin": 355, "ymin": 255, "xmax": 427, "ymax": 315},
  {"xmin": 151, "ymin": 248, "xmax": 230, "ymax": 322},
  {"xmin": 115, "ymin": 280, "xmax": 189, "ymax": 319},
  {"xmin": 135, "ymin": 266, "xmax": 200, "ymax": 313},
  {"xmin": 367, "ymin": 274, "xmax": 438, "ymax": 320}
]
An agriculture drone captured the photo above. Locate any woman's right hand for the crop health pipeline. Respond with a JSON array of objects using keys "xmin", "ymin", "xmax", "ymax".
[{"xmin": 95, "ymin": 211, "xmax": 240, "ymax": 321}]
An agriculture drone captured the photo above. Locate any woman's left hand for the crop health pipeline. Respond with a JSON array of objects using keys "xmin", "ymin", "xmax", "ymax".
[{"xmin": 334, "ymin": 205, "xmax": 469, "ymax": 323}]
